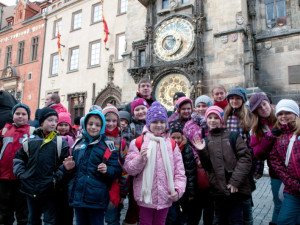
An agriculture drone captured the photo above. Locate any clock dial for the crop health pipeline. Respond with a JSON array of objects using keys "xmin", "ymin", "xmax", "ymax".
[{"xmin": 154, "ymin": 18, "xmax": 195, "ymax": 61}]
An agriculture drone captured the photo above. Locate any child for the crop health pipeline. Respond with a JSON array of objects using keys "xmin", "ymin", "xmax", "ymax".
[
  {"xmin": 124, "ymin": 102, "xmax": 186, "ymax": 225},
  {"xmin": 63, "ymin": 110, "xmax": 122, "ymax": 225},
  {"xmin": 193, "ymin": 106, "xmax": 252, "ymax": 225},
  {"xmin": 57, "ymin": 112, "xmax": 76, "ymax": 154},
  {"xmin": 166, "ymin": 121, "xmax": 197, "ymax": 225},
  {"xmin": 249, "ymin": 93, "xmax": 279, "ymax": 225},
  {"xmin": 195, "ymin": 95, "xmax": 213, "ymax": 117},
  {"xmin": 0, "ymin": 103, "xmax": 32, "ymax": 225},
  {"xmin": 168, "ymin": 97, "xmax": 193, "ymax": 127},
  {"xmin": 119, "ymin": 111, "xmax": 131, "ymax": 131},
  {"xmin": 269, "ymin": 99, "xmax": 300, "ymax": 225},
  {"xmin": 13, "ymin": 107, "xmax": 70, "ymax": 225},
  {"xmin": 102, "ymin": 104, "xmax": 128, "ymax": 225},
  {"xmin": 211, "ymin": 84, "xmax": 228, "ymax": 110}
]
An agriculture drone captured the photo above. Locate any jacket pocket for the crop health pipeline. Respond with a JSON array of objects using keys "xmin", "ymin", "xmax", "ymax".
[{"xmin": 83, "ymin": 178, "xmax": 109, "ymax": 207}]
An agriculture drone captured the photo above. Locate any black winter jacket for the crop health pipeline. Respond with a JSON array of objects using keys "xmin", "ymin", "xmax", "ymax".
[
  {"xmin": 13, "ymin": 128, "xmax": 69, "ymax": 198},
  {"xmin": 124, "ymin": 93, "xmax": 156, "ymax": 115}
]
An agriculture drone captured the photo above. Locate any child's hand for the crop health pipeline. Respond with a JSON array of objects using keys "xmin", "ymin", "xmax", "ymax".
[
  {"xmin": 97, "ymin": 163, "xmax": 107, "ymax": 174},
  {"xmin": 227, "ymin": 184, "xmax": 238, "ymax": 193},
  {"xmin": 168, "ymin": 191, "xmax": 179, "ymax": 202},
  {"xmin": 63, "ymin": 156, "xmax": 75, "ymax": 171},
  {"xmin": 192, "ymin": 135, "xmax": 205, "ymax": 150},
  {"xmin": 140, "ymin": 147, "xmax": 148, "ymax": 161}
]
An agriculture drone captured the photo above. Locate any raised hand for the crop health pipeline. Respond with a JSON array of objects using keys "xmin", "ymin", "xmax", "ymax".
[
  {"xmin": 192, "ymin": 135, "xmax": 205, "ymax": 151},
  {"xmin": 63, "ymin": 156, "xmax": 75, "ymax": 171}
]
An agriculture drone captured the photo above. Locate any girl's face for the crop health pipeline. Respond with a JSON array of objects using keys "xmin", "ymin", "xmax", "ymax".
[
  {"xmin": 134, "ymin": 105, "xmax": 148, "ymax": 120},
  {"xmin": 179, "ymin": 102, "xmax": 192, "ymax": 119},
  {"xmin": 86, "ymin": 116, "xmax": 102, "ymax": 137},
  {"xmin": 170, "ymin": 132, "xmax": 183, "ymax": 144},
  {"xmin": 57, "ymin": 122, "xmax": 70, "ymax": 135},
  {"xmin": 13, "ymin": 108, "xmax": 28, "ymax": 126},
  {"xmin": 256, "ymin": 100, "xmax": 272, "ymax": 119},
  {"xmin": 105, "ymin": 113, "xmax": 118, "ymax": 131},
  {"xmin": 41, "ymin": 116, "xmax": 58, "ymax": 134},
  {"xmin": 277, "ymin": 111, "xmax": 296, "ymax": 125},
  {"xmin": 196, "ymin": 102, "xmax": 209, "ymax": 116},
  {"xmin": 206, "ymin": 113, "xmax": 221, "ymax": 130},
  {"xmin": 149, "ymin": 120, "xmax": 166, "ymax": 135},
  {"xmin": 120, "ymin": 119, "xmax": 129, "ymax": 130},
  {"xmin": 229, "ymin": 95, "xmax": 243, "ymax": 109},
  {"xmin": 212, "ymin": 88, "xmax": 226, "ymax": 102}
]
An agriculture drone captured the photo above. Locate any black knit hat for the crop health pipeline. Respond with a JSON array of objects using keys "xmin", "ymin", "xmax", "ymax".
[
  {"xmin": 38, "ymin": 107, "xmax": 58, "ymax": 125},
  {"xmin": 173, "ymin": 92, "xmax": 186, "ymax": 101},
  {"xmin": 169, "ymin": 120, "xmax": 183, "ymax": 134}
]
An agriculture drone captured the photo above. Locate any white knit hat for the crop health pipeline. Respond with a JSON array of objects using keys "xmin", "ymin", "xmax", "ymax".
[
  {"xmin": 275, "ymin": 99, "xmax": 299, "ymax": 117},
  {"xmin": 195, "ymin": 95, "xmax": 213, "ymax": 107}
]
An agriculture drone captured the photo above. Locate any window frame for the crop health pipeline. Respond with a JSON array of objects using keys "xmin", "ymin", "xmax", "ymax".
[
  {"xmin": 53, "ymin": 18, "xmax": 62, "ymax": 39},
  {"xmin": 50, "ymin": 52, "xmax": 59, "ymax": 77},
  {"xmin": 118, "ymin": 0, "xmax": 128, "ymax": 15},
  {"xmin": 4, "ymin": 45, "xmax": 12, "ymax": 67},
  {"xmin": 91, "ymin": 3, "xmax": 102, "ymax": 24},
  {"xmin": 68, "ymin": 46, "xmax": 80, "ymax": 72},
  {"xmin": 162, "ymin": 0, "xmax": 169, "ymax": 9},
  {"xmin": 71, "ymin": 10, "xmax": 82, "ymax": 31},
  {"xmin": 88, "ymin": 40, "xmax": 101, "ymax": 68},
  {"xmin": 115, "ymin": 33, "xmax": 126, "ymax": 62},
  {"xmin": 265, "ymin": 0, "xmax": 286, "ymax": 28},
  {"xmin": 17, "ymin": 40, "xmax": 25, "ymax": 65},
  {"xmin": 30, "ymin": 36, "xmax": 39, "ymax": 62}
]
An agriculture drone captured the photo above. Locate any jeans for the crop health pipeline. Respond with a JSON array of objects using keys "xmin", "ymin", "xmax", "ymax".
[
  {"xmin": 166, "ymin": 202, "xmax": 186, "ymax": 225},
  {"xmin": 242, "ymin": 197, "xmax": 253, "ymax": 225},
  {"xmin": 270, "ymin": 178, "xmax": 282, "ymax": 224},
  {"xmin": 105, "ymin": 203, "xmax": 120, "ymax": 225},
  {"xmin": 139, "ymin": 206, "xmax": 169, "ymax": 225},
  {"xmin": 74, "ymin": 207, "xmax": 105, "ymax": 225},
  {"xmin": 27, "ymin": 197, "xmax": 56, "ymax": 225},
  {"xmin": 277, "ymin": 193, "xmax": 300, "ymax": 225}
]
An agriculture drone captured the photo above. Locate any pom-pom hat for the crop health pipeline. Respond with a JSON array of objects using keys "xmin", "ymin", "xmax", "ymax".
[
  {"xmin": 103, "ymin": 104, "xmax": 119, "ymax": 118},
  {"xmin": 146, "ymin": 102, "xmax": 168, "ymax": 130},
  {"xmin": 275, "ymin": 99, "xmax": 299, "ymax": 117}
]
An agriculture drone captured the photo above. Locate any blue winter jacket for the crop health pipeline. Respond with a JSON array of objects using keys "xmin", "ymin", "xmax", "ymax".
[{"xmin": 68, "ymin": 111, "xmax": 122, "ymax": 210}]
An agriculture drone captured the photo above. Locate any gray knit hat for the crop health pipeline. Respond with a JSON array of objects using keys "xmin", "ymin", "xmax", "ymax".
[
  {"xmin": 119, "ymin": 111, "xmax": 131, "ymax": 123},
  {"xmin": 227, "ymin": 86, "xmax": 247, "ymax": 103},
  {"xmin": 195, "ymin": 95, "xmax": 213, "ymax": 107},
  {"xmin": 89, "ymin": 105, "xmax": 103, "ymax": 113},
  {"xmin": 275, "ymin": 99, "xmax": 299, "ymax": 117}
]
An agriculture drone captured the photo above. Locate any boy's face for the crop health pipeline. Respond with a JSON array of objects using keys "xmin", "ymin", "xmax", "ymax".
[
  {"xmin": 212, "ymin": 88, "xmax": 226, "ymax": 102},
  {"xmin": 57, "ymin": 122, "xmax": 70, "ymax": 135},
  {"xmin": 138, "ymin": 82, "xmax": 152, "ymax": 98},
  {"xmin": 206, "ymin": 113, "xmax": 221, "ymax": 130},
  {"xmin": 196, "ymin": 102, "xmax": 209, "ymax": 116},
  {"xmin": 170, "ymin": 132, "xmax": 183, "ymax": 144},
  {"xmin": 134, "ymin": 105, "xmax": 148, "ymax": 120},
  {"xmin": 120, "ymin": 119, "xmax": 129, "ymax": 129},
  {"xmin": 105, "ymin": 113, "xmax": 118, "ymax": 131},
  {"xmin": 41, "ymin": 116, "xmax": 58, "ymax": 134},
  {"xmin": 13, "ymin": 107, "xmax": 28, "ymax": 126},
  {"xmin": 86, "ymin": 116, "xmax": 102, "ymax": 137},
  {"xmin": 149, "ymin": 120, "xmax": 166, "ymax": 135}
]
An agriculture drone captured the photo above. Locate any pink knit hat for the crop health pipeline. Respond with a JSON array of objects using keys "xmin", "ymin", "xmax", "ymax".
[
  {"xmin": 58, "ymin": 112, "xmax": 72, "ymax": 127},
  {"xmin": 131, "ymin": 98, "xmax": 149, "ymax": 114},
  {"xmin": 175, "ymin": 97, "xmax": 193, "ymax": 112},
  {"xmin": 205, "ymin": 106, "xmax": 224, "ymax": 123}
]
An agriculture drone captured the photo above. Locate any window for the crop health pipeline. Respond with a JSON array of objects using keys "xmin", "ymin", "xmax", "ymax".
[
  {"xmin": 69, "ymin": 47, "xmax": 79, "ymax": 71},
  {"xmin": 30, "ymin": 36, "xmax": 39, "ymax": 61},
  {"xmin": 28, "ymin": 72, "xmax": 32, "ymax": 80},
  {"xmin": 53, "ymin": 18, "xmax": 62, "ymax": 38},
  {"xmin": 119, "ymin": 0, "xmax": 128, "ymax": 14},
  {"xmin": 92, "ymin": 3, "xmax": 102, "ymax": 23},
  {"xmin": 17, "ymin": 41, "xmax": 25, "ymax": 65},
  {"xmin": 42, "ymin": 7, "xmax": 47, "ymax": 13},
  {"xmin": 265, "ymin": 0, "xmax": 286, "ymax": 28},
  {"xmin": 139, "ymin": 49, "xmax": 146, "ymax": 67},
  {"xmin": 4, "ymin": 45, "xmax": 12, "ymax": 67},
  {"xmin": 182, "ymin": 0, "xmax": 189, "ymax": 3},
  {"xmin": 72, "ymin": 11, "xmax": 82, "ymax": 30},
  {"xmin": 89, "ymin": 41, "xmax": 101, "ymax": 67},
  {"xmin": 162, "ymin": 0, "xmax": 169, "ymax": 9},
  {"xmin": 50, "ymin": 53, "xmax": 59, "ymax": 76},
  {"xmin": 8, "ymin": 22, "xmax": 13, "ymax": 27},
  {"xmin": 116, "ymin": 34, "xmax": 126, "ymax": 61}
]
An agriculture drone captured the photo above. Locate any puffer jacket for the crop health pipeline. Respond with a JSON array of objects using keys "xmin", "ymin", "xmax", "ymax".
[
  {"xmin": 13, "ymin": 128, "xmax": 69, "ymax": 198},
  {"xmin": 198, "ymin": 128, "xmax": 252, "ymax": 198},
  {"xmin": 49, "ymin": 103, "xmax": 68, "ymax": 114},
  {"xmin": 0, "ymin": 123, "xmax": 31, "ymax": 180},
  {"xmin": 270, "ymin": 124, "xmax": 300, "ymax": 197},
  {"xmin": 128, "ymin": 117, "xmax": 146, "ymax": 139},
  {"xmin": 124, "ymin": 128, "xmax": 186, "ymax": 210}
]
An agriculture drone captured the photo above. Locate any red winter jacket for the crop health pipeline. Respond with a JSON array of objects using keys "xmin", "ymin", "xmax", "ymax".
[
  {"xmin": 0, "ymin": 123, "xmax": 31, "ymax": 180},
  {"xmin": 270, "ymin": 124, "xmax": 300, "ymax": 197},
  {"xmin": 50, "ymin": 103, "xmax": 68, "ymax": 114}
]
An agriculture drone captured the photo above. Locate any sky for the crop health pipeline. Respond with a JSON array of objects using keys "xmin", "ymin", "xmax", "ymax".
[{"xmin": 0, "ymin": 0, "xmax": 44, "ymax": 6}]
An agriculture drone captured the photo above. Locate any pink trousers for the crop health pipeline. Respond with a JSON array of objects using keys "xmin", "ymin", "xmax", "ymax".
[{"xmin": 139, "ymin": 206, "xmax": 169, "ymax": 225}]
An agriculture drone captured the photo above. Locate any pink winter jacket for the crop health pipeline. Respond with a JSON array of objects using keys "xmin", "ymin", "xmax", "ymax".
[{"xmin": 124, "ymin": 129, "xmax": 186, "ymax": 210}]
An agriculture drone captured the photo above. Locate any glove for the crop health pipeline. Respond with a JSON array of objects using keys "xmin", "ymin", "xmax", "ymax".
[{"xmin": 271, "ymin": 128, "xmax": 282, "ymax": 137}]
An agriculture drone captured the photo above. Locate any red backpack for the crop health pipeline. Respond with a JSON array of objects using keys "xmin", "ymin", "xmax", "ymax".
[{"xmin": 135, "ymin": 134, "xmax": 176, "ymax": 151}]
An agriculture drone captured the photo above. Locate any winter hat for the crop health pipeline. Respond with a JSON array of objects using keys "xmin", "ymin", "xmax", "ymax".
[
  {"xmin": 146, "ymin": 102, "xmax": 168, "ymax": 130},
  {"xmin": 169, "ymin": 120, "xmax": 183, "ymax": 134},
  {"xmin": 103, "ymin": 104, "xmax": 119, "ymax": 118},
  {"xmin": 58, "ymin": 112, "xmax": 72, "ymax": 127},
  {"xmin": 173, "ymin": 92, "xmax": 186, "ymax": 101},
  {"xmin": 249, "ymin": 93, "xmax": 270, "ymax": 112},
  {"xmin": 175, "ymin": 97, "xmax": 193, "ymax": 112},
  {"xmin": 12, "ymin": 103, "xmax": 31, "ymax": 119},
  {"xmin": 38, "ymin": 107, "xmax": 58, "ymax": 125},
  {"xmin": 89, "ymin": 105, "xmax": 103, "ymax": 113},
  {"xmin": 205, "ymin": 106, "xmax": 224, "ymax": 123},
  {"xmin": 79, "ymin": 117, "xmax": 85, "ymax": 130},
  {"xmin": 227, "ymin": 86, "xmax": 247, "ymax": 103},
  {"xmin": 275, "ymin": 99, "xmax": 299, "ymax": 117},
  {"xmin": 131, "ymin": 98, "xmax": 149, "ymax": 114},
  {"xmin": 119, "ymin": 111, "xmax": 131, "ymax": 123},
  {"xmin": 195, "ymin": 95, "xmax": 213, "ymax": 107}
]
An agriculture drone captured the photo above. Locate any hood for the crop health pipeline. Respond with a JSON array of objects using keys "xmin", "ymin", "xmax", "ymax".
[
  {"xmin": 0, "ymin": 90, "xmax": 18, "ymax": 109},
  {"xmin": 83, "ymin": 110, "xmax": 106, "ymax": 136}
]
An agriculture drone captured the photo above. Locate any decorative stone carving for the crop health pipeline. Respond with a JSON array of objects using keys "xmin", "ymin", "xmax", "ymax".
[
  {"xmin": 221, "ymin": 35, "xmax": 228, "ymax": 44},
  {"xmin": 230, "ymin": 33, "xmax": 238, "ymax": 42},
  {"xmin": 247, "ymin": 0, "xmax": 256, "ymax": 17},
  {"xmin": 264, "ymin": 41, "xmax": 272, "ymax": 50},
  {"xmin": 170, "ymin": 0, "xmax": 178, "ymax": 10},
  {"xmin": 236, "ymin": 13, "xmax": 244, "ymax": 25}
]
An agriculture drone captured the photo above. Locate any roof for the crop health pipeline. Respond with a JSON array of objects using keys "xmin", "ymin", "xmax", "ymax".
[{"xmin": 27, "ymin": 1, "xmax": 41, "ymax": 12}]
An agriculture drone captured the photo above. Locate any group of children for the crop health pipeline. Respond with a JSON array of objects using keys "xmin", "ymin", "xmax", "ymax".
[{"xmin": 0, "ymin": 82, "xmax": 299, "ymax": 225}]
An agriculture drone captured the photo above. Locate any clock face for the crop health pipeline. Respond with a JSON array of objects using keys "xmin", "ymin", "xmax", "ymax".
[
  {"xmin": 154, "ymin": 18, "xmax": 195, "ymax": 62},
  {"xmin": 155, "ymin": 74, "xmax": 191, "ymax": 111}
]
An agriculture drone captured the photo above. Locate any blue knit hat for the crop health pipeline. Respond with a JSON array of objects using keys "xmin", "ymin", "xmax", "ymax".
[
  {"xmin": 146, "ymin": 102, "xmax": 168, "ymax": 130},
  {"xmin": 195, "ymin": 95, "xmax": 213, "ymax": 107},
  {"xmin": 12, "ymin": 103, "xmax": 31, "ymax": 120},
  {"xmin": 227, "ymin": 86, "xmax": 247, "ymax": 103}
]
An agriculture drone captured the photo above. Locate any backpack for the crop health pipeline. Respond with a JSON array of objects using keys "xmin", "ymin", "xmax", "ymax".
[{"xmin": 135, "ymin": 134, "xmax": 176, "ymax": 151}]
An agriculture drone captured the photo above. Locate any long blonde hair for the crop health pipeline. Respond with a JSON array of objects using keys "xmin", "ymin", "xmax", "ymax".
[
  {"xmin": 273, "ymin": 116, "xmax": 300, "ymax": 136},
  {"xmin": 224, "ymin": 103, "xmax": 252, "ymax": 132}
]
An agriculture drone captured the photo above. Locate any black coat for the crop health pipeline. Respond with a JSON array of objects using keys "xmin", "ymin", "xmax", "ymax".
[
  {"xmin": 0, "ymin": 90, "xmax": 18, "ymax": 129},
  {"xmin": 124, "ymin": 93, "xmax": 156, "ymax": 115}
]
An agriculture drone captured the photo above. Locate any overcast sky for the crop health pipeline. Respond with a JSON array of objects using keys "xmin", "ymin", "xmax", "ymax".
[{"xmin": 0, "ymin": 0, "xmax": 44, "ymax": 6}]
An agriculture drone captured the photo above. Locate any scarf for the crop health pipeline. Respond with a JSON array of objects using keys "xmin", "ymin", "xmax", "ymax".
[
  {"xmin": 214, "ymin": 99, "xmax": 228, "ymax": 110},
  {"xmin": 105, "ymin": 128, "xmax": 119, "ymax": 137},
  {"xmin": 140, "ymin": 132, "xmax": 175, "ymax": 204},
  {"xmin": 40, "ymin": 131, "xmax": 59, "ymax": 148}
]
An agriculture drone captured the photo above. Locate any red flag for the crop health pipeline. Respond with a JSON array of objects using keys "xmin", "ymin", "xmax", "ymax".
[
  {"xmin": 101, "ymin": 0, "xmax": 109, "ymax": 49},
  {"xmin": 56, "ymin": 17, "xmax": 64, "ymax": 61}
]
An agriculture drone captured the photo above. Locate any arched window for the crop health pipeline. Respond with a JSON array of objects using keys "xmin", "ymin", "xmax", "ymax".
[{"xmin": 265, "ymin": 0, "xmax": 286, "ymax": 28}]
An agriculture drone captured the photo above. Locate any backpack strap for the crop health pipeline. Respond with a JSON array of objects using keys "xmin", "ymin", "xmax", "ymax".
[
  {"xmin": 22, "ymin": 138, "xmax": 29, "ymax": 156},
  {"xmin": 56, "ymin": 136, "xmax": 62, "ymax": 159},
  {"xmin": 103, "ymin": 140, "xmax": 116, "ymax": 163},
  {"xmin": 29, "ymin": 126, "xmax": 35, "ymax": 135},
  {"xmin": 170, "ymin": 139, "xmax": 176, "ymax": 151}
]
